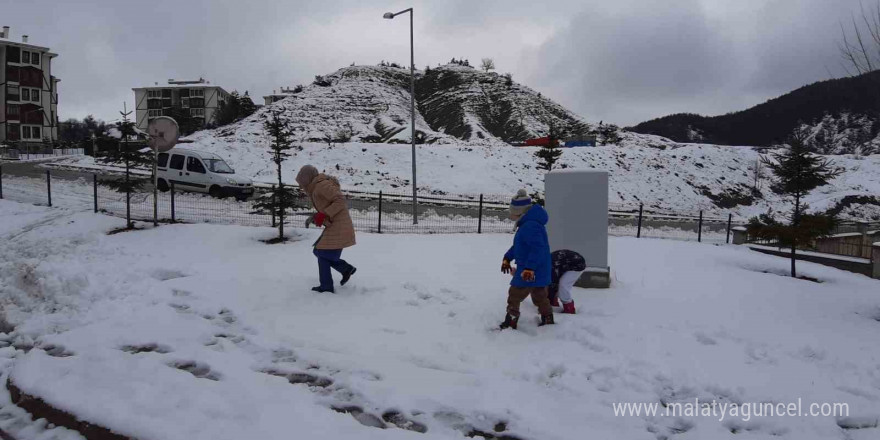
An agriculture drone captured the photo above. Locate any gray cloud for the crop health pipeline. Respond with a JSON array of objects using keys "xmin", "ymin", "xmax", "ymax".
[{"xmin": 0, "ymin": 0, "xmax": 866, "ymax": 126}]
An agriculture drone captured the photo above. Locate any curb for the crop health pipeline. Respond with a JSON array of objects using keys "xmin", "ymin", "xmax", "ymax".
[{"xmin": 5, "ymin": 377, "xmax": 133, "ymax": 440}]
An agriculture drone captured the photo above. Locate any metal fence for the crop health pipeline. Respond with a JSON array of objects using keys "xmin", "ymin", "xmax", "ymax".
[
  {"xmin": 0, "ymin": 167, "xmax": 748, "ymax": 241},
  {"xmin": 744, "ymin": 221, "xmax": 878, "ymax": 260},
  {"xmin": 0, "ymin": 147, "xmax": 84, "ymax": 160}
]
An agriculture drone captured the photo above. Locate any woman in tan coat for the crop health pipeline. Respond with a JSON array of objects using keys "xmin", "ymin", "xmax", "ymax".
[{"xmin": 296, "ymin": 165, "xmax": 357, "ymax": 293}]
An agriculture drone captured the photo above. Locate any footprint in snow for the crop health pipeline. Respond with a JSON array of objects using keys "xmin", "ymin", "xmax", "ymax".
[
  {"xmin": 40, "ymin": 344, "xmax": 74, "ymax": 358},
  {"xmin": 694, "ymin": 332, "xmax": 717, "ymax": 346},
  {"xmin": 151, "ymin": 269, "xmax": 189, "ymax": 281},
  {"xmin": 168, "ymin": 360, "xmax": 221, "ymax": 381},
  {"xmin": 120, "ymin": 343, "xmax": 172, "ymax": 354}
]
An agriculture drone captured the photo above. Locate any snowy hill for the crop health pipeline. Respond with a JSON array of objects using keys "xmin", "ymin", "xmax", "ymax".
[
  {"xmin": 213, "ymin": 65, "xmax": 459, "ymax": 145},
  {"xmin": 630, "ymin": 70, "xmax": 880, "ymax": 155},
  {"xmin": 416, "ymin": 64, "xmax": 593, "ymax": 142},
  {"xmin": 210, "ymin": 63, "xmax": 615, "ymax": 146}
]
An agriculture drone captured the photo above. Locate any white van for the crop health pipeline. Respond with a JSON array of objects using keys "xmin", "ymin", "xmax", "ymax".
[{"xmin": 157, "ymin": 148, "xmax": 254, "ymax": 200}]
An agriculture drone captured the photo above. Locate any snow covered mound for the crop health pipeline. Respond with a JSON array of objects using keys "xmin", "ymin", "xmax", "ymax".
[
  {"xmin": 416, "ymin": 64, "xmax": 593, "ymax": 142},
  {"xmin": 2, "ymin": 200, "xmax": 880, "ymax": 440},
  {"xmin": 190, "ymin": 63, "xmax": 637, "ymax": 146},
  {"xmin": 205, "ymin": 65, "xmax": 461, "ymax": 145}
]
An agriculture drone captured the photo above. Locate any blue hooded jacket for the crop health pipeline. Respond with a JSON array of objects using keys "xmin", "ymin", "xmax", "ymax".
[{"xmin": 503, "ymin": 204, "xmax": 552, "ymax": 288}]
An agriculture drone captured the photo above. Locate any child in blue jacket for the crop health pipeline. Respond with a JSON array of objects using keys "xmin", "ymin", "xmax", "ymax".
[{"xmin": 500, "ymin": 189, "xmax": 554, "ymax": 330}]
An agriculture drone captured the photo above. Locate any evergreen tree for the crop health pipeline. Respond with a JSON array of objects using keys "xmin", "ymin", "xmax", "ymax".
[
  {"xmin": 534, "ymin": 122, "xmax": 564, "ymax": 171},
  {"xmin": 747, "ymin": 130, "xmax": 842, "ymax": 277},
  {"xmin": 251, "ymin": 112, "xmax": 304, "ymax": 241},
  {"xmin": 98, "ymin": 108, "xmax": 152, "ymax": 229},
  {"xmin": 239, "ymin": 91, "xmax": 257, "ymax": 118},
  {"xmin": 164, "ymin": 106, "xmax": 200, "ymax": 136}
]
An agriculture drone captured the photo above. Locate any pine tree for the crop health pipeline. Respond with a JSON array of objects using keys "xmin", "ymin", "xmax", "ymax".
[
  {"xmin": 251, "ymin": 111, "xmax": 304, "ymax": 241},
  {"xmin": 164, "ymin": 106, "xmax": 200, "ymax": 136},
  {"xmin": 98, "ymin": 107, "xmax": 152, "ymax": 229},
  {"xmin": 747, "ymin": 130, "xmax": 842, "ymax": 277},
  {"xmin": 534, "ymin": 122, "xmax": 564, "ymax": 171},
  {"xmin": 239, "ymin": 91, "xmax": 257, "ymax": 118}
]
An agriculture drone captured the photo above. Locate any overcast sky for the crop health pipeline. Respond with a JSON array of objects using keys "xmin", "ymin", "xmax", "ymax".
[{"xmin": 1, "ymin": 0, "xmax": 868, "ymax": 126}]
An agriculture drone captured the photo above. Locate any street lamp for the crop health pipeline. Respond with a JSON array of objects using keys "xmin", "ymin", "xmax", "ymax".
[{"xmin": 383, "ymin": 7, "xmax": 418, "ymax": 225}]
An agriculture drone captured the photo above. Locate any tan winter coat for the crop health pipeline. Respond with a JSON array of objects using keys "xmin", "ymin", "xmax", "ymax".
[{"xmin": 306, "ymin": 174, "xmax": 356, "ymax": 250}]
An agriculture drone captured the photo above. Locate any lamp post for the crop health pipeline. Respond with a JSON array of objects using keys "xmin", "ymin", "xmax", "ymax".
[{"xmin": 383, "ymin": 7, "xmax": 418, "ymax": 225}]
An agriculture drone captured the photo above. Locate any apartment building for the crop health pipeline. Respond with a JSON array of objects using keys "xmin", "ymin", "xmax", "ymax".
[
  {"xmin": 133, "ymin": 78, "xmax": 230, "ymax": 131},
  {"xmin": 263, "ymin": 87, "xmax": 297, "ymax": 106},
  {"xmin": 0, "ymin": 26, "xmax": 60, "ymax": 143}
]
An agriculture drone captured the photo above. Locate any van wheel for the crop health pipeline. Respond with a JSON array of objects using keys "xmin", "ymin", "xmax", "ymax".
[
  {"xmin": 209, "ymin": 186, "xmax": 225, "ymax": 199},
  {"xmin": 157, "ymin": 179, "xmax": 170, "ymax": 192}
]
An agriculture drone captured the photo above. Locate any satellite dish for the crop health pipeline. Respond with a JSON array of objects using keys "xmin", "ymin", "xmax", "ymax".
[{"xmin": 147, "ymin": 116, "xmax": 180, "ymax": 152}]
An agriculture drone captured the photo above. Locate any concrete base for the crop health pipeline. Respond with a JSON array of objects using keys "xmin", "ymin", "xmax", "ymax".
[{"xmin": 576, "ymin": 267, "xmax": 611, "ymax": 288}]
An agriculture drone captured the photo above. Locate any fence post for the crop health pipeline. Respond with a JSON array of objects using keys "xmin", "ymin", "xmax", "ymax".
[
  {"xmin": 46, "ymin": 169, "xmax": 52, "ymax": 207},
  {"xmin": 93, "ymin": 174, "xmax": 98, "ymax": 213},
  {"xmin": 378, "ymin": 191, "xmax": 383, "ymax": 234},
  {"xmin": 170, "ymin": 182, "xmax": 176, "ymax": 223},
  {"xmin": 478, "ymin": 194, "xmax": 484, "ymax": 234},
  {"xmin": 636, "ymin": 203, "xmax": 643, "ymax": 238},
  {"xmin": 698, "ymin": 210, "xmax": 703, "ymax": 243},
  {"xmin": 726, "ymin": 213, "xmax": 732, "ymax": 244},
  {"xmin": 271, "ymin": 185, "xmax": 276, "ymax": 228}
]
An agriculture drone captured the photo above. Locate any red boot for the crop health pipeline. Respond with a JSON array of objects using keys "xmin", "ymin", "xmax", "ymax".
[
  {"xmin": 562, "ymin": 301, "xmax": 576, "ymax": 314},
  {"xmin": 549, "ymin": 296, "xmax": 560, "ymax": 307}
]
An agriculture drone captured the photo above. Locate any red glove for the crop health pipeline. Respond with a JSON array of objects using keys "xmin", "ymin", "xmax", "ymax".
[
  {"xmin": 314, "ymin": 212, "xmax": 327, "ymax": 227},
  {"xmin": 521, "ymin": 269, "xmax": 535, "ymax": 282}
]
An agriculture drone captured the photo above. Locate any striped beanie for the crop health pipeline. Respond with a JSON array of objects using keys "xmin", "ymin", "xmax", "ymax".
[{"xmin": 509, "ymin": 189, "xmax": 532, "ymax": 218}]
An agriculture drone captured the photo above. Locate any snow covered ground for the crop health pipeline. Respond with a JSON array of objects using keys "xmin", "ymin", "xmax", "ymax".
[
  {"xmin": 51, "ymin": 140, "xmax": 880, "ymax": 222},
  {"xmin": 2, "ymin": 200, "xmax": 879, "ymax": 439}
]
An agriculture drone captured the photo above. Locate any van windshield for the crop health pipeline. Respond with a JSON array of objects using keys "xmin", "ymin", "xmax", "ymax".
[{"xmin": 204, "ymin": 159, "xmax": 234, "ymax": 174}]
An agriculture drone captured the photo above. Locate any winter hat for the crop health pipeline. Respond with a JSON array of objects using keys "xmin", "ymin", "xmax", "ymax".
[
  {"xmin": 509, "ymin": 189, "xmax": 532, "ymax": 219},
  {"xmin": 296, "ymin": 165, "xmax": 319, "ymax": 189}
]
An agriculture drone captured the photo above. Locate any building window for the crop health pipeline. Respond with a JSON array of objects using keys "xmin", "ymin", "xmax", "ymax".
[
  {"xmin": 7, "ymin": 104, "xmax": 20, "ymax": 117},
  {"xmin": 190, "ymin": 108, "xmax": 205, "ymax": 117},
  {"xmin": 181, "ymin": 97, "xmax": 190, "ymax": 108},
  {"xmin": 191, "ymin": 89, "xmax": 204, "ymax": 97},
  {"xmin": 21, "ymin": 51, "xmax": 29, "ymax": 64},
  {"xmin": 7, "ymin": 85, "xmax": 20, "ymax": 102},
  {"xmin": 148, "ymin": 109, "xmax": 163, "ymax": 118},
  {"xmin": 190, "ymin": 98, "xmax": 205, "ymax": 108},
  {"xmin": 21, "ymin": 125, "xmax": 41, "ymax": 140},
  {"xmin": 7, "ymin": 47, "xmax": 20, "ymax": 63},
  {"xmin": 30, "ymin": 52, "xmax": 40, "ymax": 66},
  {"xmin": 20, "ymin": 88, "xmax": 39, "ymax": 103}
]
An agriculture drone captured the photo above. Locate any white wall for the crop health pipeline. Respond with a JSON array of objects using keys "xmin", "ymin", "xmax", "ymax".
[{"xmin": 545, "ymin": 169, "xmax": 609, "ymax": 269}]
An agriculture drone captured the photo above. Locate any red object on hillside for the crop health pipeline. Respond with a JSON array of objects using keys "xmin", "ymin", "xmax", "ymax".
[{"xmin": 525, "ymin": 137, "xmax": 550, "ymax": 147}]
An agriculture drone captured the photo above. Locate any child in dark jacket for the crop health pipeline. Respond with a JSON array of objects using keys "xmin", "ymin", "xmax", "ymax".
[
  {"xmin": 549, "ymin": 249, "xmax": 586, "ymax": 314},
  {"xmin": 500, "ymin": 189, "xmax": 554, "ymax": 330}
]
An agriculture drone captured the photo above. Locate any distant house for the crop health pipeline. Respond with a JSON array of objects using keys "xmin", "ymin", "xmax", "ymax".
[
  {"xmin": 133, "ymin": 78, "xmax": 231, "ymax": 131},
  {"xmin": 524, "ymin": 137, "xmax": 550, "ymax": 147},
  {"xmin": 518, "ymin": 135, "xmax": 598, "ymax": 147},
  {"xmin": 564, "ymin": 136, "xmax": 597, "ymax": 147},
  {"xmin": 0, "ymin": 26, "xmax": 60, "ymax": 144},
  {"xmin": 263, "ymin": 87, "xmax": 297, "ymax": 106}
]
